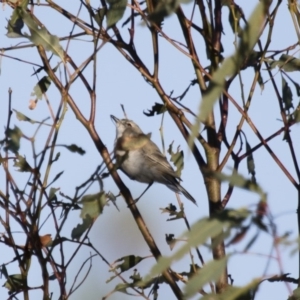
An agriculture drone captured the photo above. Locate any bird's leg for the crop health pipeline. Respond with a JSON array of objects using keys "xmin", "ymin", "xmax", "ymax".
[{"xmin": 133, "ymin": 182, "xmax": 153, "ymax": 204}]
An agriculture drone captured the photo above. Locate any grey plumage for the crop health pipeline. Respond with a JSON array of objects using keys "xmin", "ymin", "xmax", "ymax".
[{"xmin": 111, "ymin": 115, "xmax": 197, "ymax": 205}]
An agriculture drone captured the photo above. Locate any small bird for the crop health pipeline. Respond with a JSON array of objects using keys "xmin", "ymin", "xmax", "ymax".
[{"xmin": 111, "ymin": 115, "xmax": 197, "ymax": 205}]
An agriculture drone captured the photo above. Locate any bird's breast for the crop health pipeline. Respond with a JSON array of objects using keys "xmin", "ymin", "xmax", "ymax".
[{"xmin": 115, "ymin": 149, "xmax": 153, "ymax": 183}]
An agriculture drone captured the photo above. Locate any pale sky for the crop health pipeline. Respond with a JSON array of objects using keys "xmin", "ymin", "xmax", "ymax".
[{"xmin": 0, "ymin": 1, "xmax": 299, "ymax": 299}]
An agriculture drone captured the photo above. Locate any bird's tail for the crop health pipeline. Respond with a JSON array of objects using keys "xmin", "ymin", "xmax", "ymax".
[{"xmin": 167, "ymin": 183, "xmax": 197, "ymax": 206}]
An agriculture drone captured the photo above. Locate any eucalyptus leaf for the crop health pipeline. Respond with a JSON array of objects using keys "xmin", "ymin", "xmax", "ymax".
[
  {"xmin": 293, "ymin": 103, "xmax": 300, "ymax": 123},
  {"xmin": 65, "ymin": 144, "xmax": 86, "ymax": 155},
  {"xmin": 189, "ymin": 1, "xmax": 270, "ymax": 146},
  {"xmin": 51, "ymin": 171, "xmax": 64, "ymax": 184},
  {"xmin": 282, "ymin": 75, "xmax": 294, "ymax": 111},
  {"xmin": 289, "ymin": 287, "xmax": 300, "ymax": 300},
  {"xmin": 79, "ymin": 192, "xmax": 106, "ymax": 219},
  {"xmin": 14, "ymin": 154, "xmax": 32, "ymax": 172},
  {"xmin": 13, "ymin": 109, "xmax": 37, "ymax": 124},
  {"xmin": 289, "ymin": 77, "xmax": 300, "ymax": 97},
  {"xmin": 257, "ymin": 70, "xmax": 264, "ymax": 92},
  {"xmin": 213, "ymin": 172, "xmax": 266, "ymax": 202},
  {"xmin": 17, "ymin": 8, "xmax": 64, "ymax": 61},
  {"xmin": 201, "ymin": 279, "xmax": 260, "ymax": 300},
  {"xmin": 112, "ymin": 283, "xmax": 132, "ymax": 294},
  {"xmin": 269, "ymin": 54, "xmax": 300, "ymax": 72},
  {"xmin": 3, "ymin": 274, "xmax": 26, "ymax": 293},
  {"xmin": 245, "ymin": 140, "xmax": 255, "ymax": 182},
  {"xmin": 31, "ymin": 76, "xmax": 51, "ymax": 100},
  {"xmin": 143, "ymin": 209, "xmax": 249, "ymax": 282},
  {"xmin": 111, "ymin": 255, "xmax": 145, "ymax": 273},
  {"xmin": 149, "ymin": 0, "xmax": 192, "ymax": 24},
  {"xmin": 4, "ymin": 126, "xmax": 23, "ymax": 154},
  {"xmin": 49, "ymin": 187, "xmax": 59, "ymax": 202},
  {"xmin": 168, "ymin": 142, "xmax": 184, "ymax": 177},
  {"xmin": 71, "ymin": 215, "xmax": 93, "ymax": 241},
  {"xmin": 144, "ymin": 102, "xmax": 167, "ymax": 116},
  {"xmin": 94, "ymin": 8, "xmax": 107, "ymax": 27},
  {"xmin": 71, "ymin": 192, "xmax": 106, "ymax": 240},
  {"xmin": 184, "ymin": 256, "xmax": 228, "ymax": 298},
  {"xmin": 106, "ymin": 0, "xmax": 127, "ymax": 28},
  {"xmin": 6, "ymin": 0, "xmax": 28, "ymax": 38}
]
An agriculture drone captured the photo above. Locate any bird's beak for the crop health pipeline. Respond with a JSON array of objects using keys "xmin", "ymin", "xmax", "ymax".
[{"xmin": 110, "ymin": 115, "xmax": 119, "ymax": 125}]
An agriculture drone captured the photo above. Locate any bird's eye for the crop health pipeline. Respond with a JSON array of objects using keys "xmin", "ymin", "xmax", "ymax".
[{"xmin": 126, "ymin": 122, "xmax": 132, "ymax": 127}]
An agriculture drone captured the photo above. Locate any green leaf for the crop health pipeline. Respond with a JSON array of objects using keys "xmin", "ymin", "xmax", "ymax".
[
  {"xmin": 65, "ymin": 144, "xmax": 86, "ymax": 155},
  {"xmin": 80, "ymin": 192, "xmax": 106, "ymax": 220},
  {"xmin": 13, "ymin": 109, "xmax": 37, "ymax": 124},
  {"xmin": 110, "ymin": 255, "xmax": 146, "ymax": 274},
  {"xmin": 52, "ymin": 152, "xmax": 60, "ymax": 163},
  {"xmin": 213, "ymin": 172, "xmax": 266, "ymax": 202},
  {"xmin": 4, "ymin": 126, "xmax": 23, "ymax": 154},
  {"xmin": 51, "ymin": 171, "xmax": 64, "ymax": 184},
  {"xmin": 293, "ymin": 102, "xmax": 300, "ymax": 123},
  {"xmin": 189, "ymin": 1, "xmax": 270, "ymax": 146},
  {"xmin": 179, "ymin": 264, "xmax": 201, "ymax": 279},
  {"xmin": 144, "ymin": 103, "xmax": 167, "ymax": 117},
  {"xmin": 130, "ymin": 269, "xmax": 144, "ymax": 284},
  {"xmin": 71, "ymin": 215, "xmax": 93, "ymax": 241},
  {"xmin": 244, "ymin": 231, "xmax": 260, "ymax": 251},
  {"xmin": 3, "ymin": 274, "xmax": 26, "ymax": 293},
  {"xmin": 6, "ymin": 0, "xmax": 28, "ymax": 38},
  {"xmin": 184, "ymin": 256, "xmax": 228, "ymax": 298},
  {"xmin": 148, "ymin": 0, "xmax": 191, "ymax": 24},
  {"xmin": 160, "ymin": 203, "xmax": 184, "ymax": 221},
  {"xmin": 245, "ymin": 141, "xmax": 256, "ymax": 183},
  {"xmin": 17, "ymin": 8, "xmax": 64, "ymax": 61},
  {"xmin": 144, "ymin": 209, "xmax": 249, "ymax": 281},
  {"xmin": 282, "ymin": 75, "xmax": 294, "ymax": 111},
  {"xmin": 289, "ymin": 287, "xmax": 300, "ymax": 300},
  {"xmin": 106, "ymin": 0, "xmax": 127, "ymax": 28},
  {"xmin": 112, "ymin": 283, "xmax": 132, "ymax": 294},
  {"xmin": 257, "ymin": 70, "xmax": 264, "ymax": 92},
  {"xmin": 51, "ymin": 236, "xmax": 68, "ymax": 248},
  {"xmin": 31, "ymin": 76, "xmax": 52, "ymax": 100},
  {"xmin": 201, "ymin": 279, "xmax": 260, "ymax": 300},
  {"xmin": 269, "ymin": 54, "xmax": 300, "ymax": 72},
  {"xmin": 70, "ymin": 192, "xmax": 106, "ymax": 239},
  {"xmin": 6, "ymin": 15, "xmax": 24, "ymax": 38},
  {"xmin": 49, "ymin": 187, "xmax": 59, "ymax": 202},
  {"xmin": 165, "ymin": 233, "xmax": 177, "ymax": 250},
  {"xmin": 94, "ymin": 8, "xmax": 107, "ymax": 27},
  {"xmin": 14, "ymin": 154, "xmax": 32, "ymax": 172},
  {"xmin": 167, "ymin": 142, "xmax": 184, "ymax": 177}
]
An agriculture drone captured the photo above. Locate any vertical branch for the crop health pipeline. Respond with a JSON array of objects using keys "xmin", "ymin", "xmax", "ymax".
[
  {"xmin": 176, "ymin": 8, "xmax": 206, "ymax": 91},
  {"xmin": 178, "ymin": 1, "xmax": 226, "ymax": 293},
  {"xmin": 212, "ymin": 0, "xmax": 222, "ymax": 67},
  {"xmin": 129, "ymin": 0, "xmax": 135, "ymax": 45},
  {"xmin": 146, "ymin": 0, "xmax": 159, "ymax": 78}
]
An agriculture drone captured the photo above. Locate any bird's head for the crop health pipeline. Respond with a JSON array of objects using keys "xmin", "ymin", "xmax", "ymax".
[{"xmin": 110, "ymin": 115, "xmax": 143, "ymax": 138}]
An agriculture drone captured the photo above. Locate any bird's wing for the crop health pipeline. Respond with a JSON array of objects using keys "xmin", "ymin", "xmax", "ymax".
[
  {"xmin": 117, "ymin": 130, "xmax": 151, "ymax": 151},
  {"xmin": 142, "ymin": 141, "xmax": 181, "ymax": 180}
]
